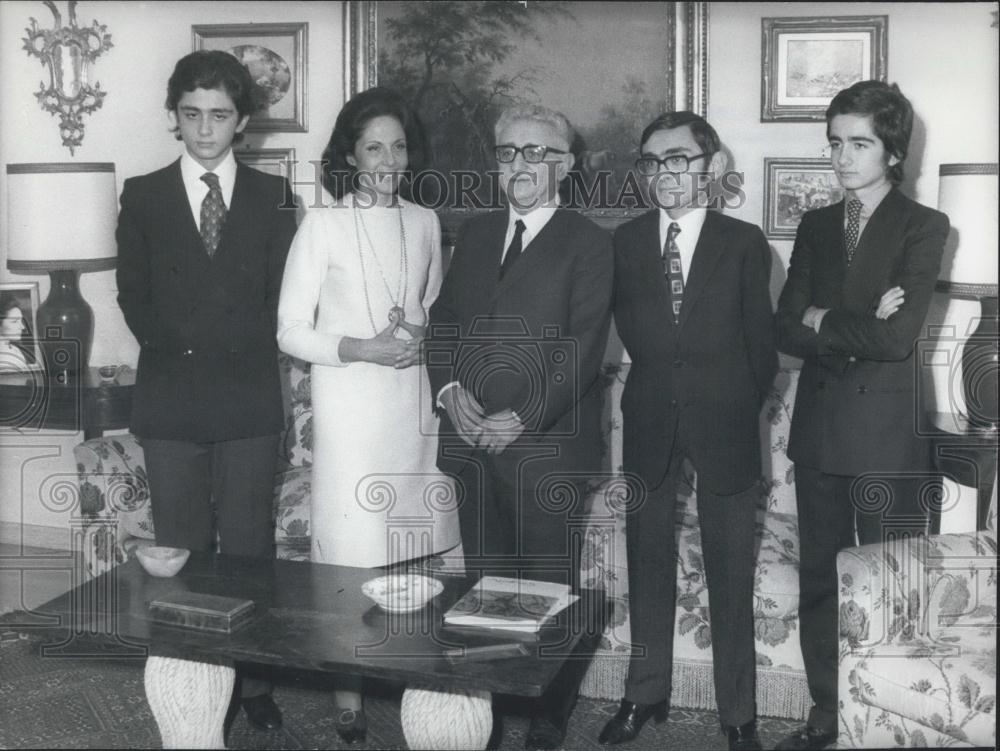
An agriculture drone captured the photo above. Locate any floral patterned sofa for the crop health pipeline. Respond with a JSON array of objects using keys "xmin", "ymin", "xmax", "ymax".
[
  {"xmin": 74, "ymin": 357, "xmax": 810, "ymax": 719},
  {"xmin": 837, "ymin": 504, "xmax": 997, "ymax": 747}
]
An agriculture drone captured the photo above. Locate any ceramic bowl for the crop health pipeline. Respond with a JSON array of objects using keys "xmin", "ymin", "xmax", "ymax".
[
  {"xmin": 361, "ymin": 573, "xmax": 443, "ymax": 613},
  {"xmin": 135, "ymin": 546, "xmax": 190, "ymax": 577},
  {"xmin": 98, "ymin": 365, "xmax": 119, "ymax": 380}
]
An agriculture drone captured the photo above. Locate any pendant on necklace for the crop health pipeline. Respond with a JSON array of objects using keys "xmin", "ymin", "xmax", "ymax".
[{"xmin": 388, "ymin": 306, "xmax": 406, "ymax": 324}]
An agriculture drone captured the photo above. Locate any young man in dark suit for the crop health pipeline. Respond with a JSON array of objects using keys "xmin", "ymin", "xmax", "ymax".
[
  {"xmin": 775, "ymin": 81, "xmax": 949, "ymax": 750},
  {"xmin": 599, "ymin": 112, "xmax": 777, "ymax": 751},
  {"xmin": 116, "ymin": 51, "xmax": 297, "ymax": 731},
  {"xmin": 427, "ymin": 104, "xmax": 613, "ymax": 750}
]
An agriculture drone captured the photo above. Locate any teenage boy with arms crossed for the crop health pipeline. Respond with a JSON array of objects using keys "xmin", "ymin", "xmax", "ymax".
[
  {"xmin": 116, "ymin": 50, "xmax": 297, "ymax": 731},
  {"xmin": 775, "ymin": 80, "xmax": 949, "ymax": 750},
  {"xmin": 599, "ymin": 111, "xmax": 777, "ymax": 751}
]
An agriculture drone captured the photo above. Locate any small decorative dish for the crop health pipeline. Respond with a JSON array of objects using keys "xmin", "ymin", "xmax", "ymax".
[
  {"xmin": 136, "ymin": 546, "xmax": 190, "ymax": 577},
  {"xmin": 362, "ymin": 573, "xmax": 443, "ymax": 613}
]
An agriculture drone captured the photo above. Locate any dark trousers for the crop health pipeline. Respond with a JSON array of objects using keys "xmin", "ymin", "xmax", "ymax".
[
  {"xmin": 624, "ymin": 451, "xmax": 759, "ymax": 727},
  {"xmin": 142, "ymin": 434, "xmax": 279, "ymax": 698},
  {"xmin": 455, "ymin": 449, "xmax": 596, "ymax": 722},
  {"xmin": 795, "ymin": 466, "xmax": 932, "ymax": 732}
]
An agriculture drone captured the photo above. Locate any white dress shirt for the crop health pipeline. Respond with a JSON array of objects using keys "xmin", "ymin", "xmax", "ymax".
[
  {"xmin": 658, "ymin": 207, "xmax": 707, "ymax": 283},
  {"xmin": 178, "ymin": 149, "xmax": 238, "ymax": 231},
  {"xmin": 500, "ymin": 205, "xmax": 559, "ymax": 263}
]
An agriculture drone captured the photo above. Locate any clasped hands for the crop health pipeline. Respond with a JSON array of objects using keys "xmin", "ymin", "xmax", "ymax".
[
  {"xmin": 442, "ymin": 385, "xmax": 524, "ymax": 455},
  {"xmin": 368, "ymin": 319, "xmax": 425, "ymax": 369}
]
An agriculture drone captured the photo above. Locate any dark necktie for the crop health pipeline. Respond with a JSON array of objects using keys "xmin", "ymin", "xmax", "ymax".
[
  {"xmin": 663, "ymin": 222, "xmax": 684, "ymax": 321},
  {"xmin": 200, "ymin": 172, "xmax": 227, "ymax": 258},
  {"xmin": 499, "ymin": 219, "xmax": 526, "ymax": 279},
  {"xmin": 845, "ymin": 198, "xmax": 863, "ymax": 265}
]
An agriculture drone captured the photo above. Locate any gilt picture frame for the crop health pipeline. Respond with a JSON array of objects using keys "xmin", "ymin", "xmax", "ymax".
[
  {"xmin": 193, "ymin": 23, "xmax": 308, "ymax": 133},
  {"xmin": 761, "ymin": 15, "xmax": 887, "ymax": 122},
  {"xmin": 763, "ymin": 157, "xmax": 845, "ymax": 239}
]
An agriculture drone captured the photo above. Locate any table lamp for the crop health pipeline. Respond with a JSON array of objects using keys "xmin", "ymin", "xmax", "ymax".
[
  {"xmin": 935, "ymin": 163, "xmax": 999, "ymax": 430},
  {"xmin": 6, "ymin": 162, "xmax": 118, "ymax": 374}
]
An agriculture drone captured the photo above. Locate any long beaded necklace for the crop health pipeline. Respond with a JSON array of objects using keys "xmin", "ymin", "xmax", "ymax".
[{"xmin": 353, "ymin": 199, "xmax": 408, "ymax": 336}]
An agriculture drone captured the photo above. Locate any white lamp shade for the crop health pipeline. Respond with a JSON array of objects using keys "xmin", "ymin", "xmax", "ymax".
[
  {"xmin": 6, "ymin": 162, "xmax": 118, "ymax": 272},
  {"xmin": 937, "ymin": 163, "xmax": 999, "ymax": 296}
]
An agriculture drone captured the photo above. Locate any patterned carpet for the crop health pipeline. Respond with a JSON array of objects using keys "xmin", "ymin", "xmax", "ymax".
[{"xmin": 0, "ymin": 631, "xmax": 807, "ymax": 750}]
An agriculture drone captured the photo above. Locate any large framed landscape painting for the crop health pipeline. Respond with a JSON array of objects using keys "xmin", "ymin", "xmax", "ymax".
[
  {"xmin": 761, "ymin": 15, "xmax": 887, "ymax": 122},
  {"xmin": 346, "ymin": 0, "xmax": 709, "ymax": 235}
]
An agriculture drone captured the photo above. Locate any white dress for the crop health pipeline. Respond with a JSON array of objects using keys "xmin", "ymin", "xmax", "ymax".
[{"xmin": 277, "ymin": 193, "xmax": 460, "ymax": 568}]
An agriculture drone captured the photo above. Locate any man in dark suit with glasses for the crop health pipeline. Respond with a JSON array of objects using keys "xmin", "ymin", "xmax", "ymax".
[{"xmin": 599, "ymin": 111, "xmax": 777, "ymax": 751}]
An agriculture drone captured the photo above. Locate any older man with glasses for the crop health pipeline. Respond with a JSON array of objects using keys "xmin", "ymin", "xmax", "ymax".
[
  {"xmin": 427, "ymin": 104, "xmax": 613, "ymax": 750},
  {"xmin": 599, "ymin": 111, "xmax": 777, "ymax": 751}
]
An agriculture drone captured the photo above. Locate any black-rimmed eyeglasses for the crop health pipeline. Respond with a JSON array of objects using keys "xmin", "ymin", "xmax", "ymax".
[
  {"xmin": 635, "ymin": 152, "xmax": 712, "ymax": 175},
  {"xmin": 495, "ymin": 144, "xmax": 569, "ymax": 164}
]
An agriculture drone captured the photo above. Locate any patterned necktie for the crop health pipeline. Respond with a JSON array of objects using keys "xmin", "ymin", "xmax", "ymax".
[
  {"xmin": 200, "ymin": 172, "xmax": 227, "ymax": 258},
  {"xmin": 663, "ymin": 222, "xmax": 684, "ymax": 321},
  {"xmin": 845, "ymin": 199, "xmax": 863, "ymax": 265},
  {"xmin": 499, "ymin": 219, "xmax": 526, "ymax": 279}
]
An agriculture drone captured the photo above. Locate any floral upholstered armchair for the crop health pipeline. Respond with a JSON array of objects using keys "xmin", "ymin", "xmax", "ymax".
[{"xmin": 837, "ymin": 499, "xmax": 997, "ymax": 747}]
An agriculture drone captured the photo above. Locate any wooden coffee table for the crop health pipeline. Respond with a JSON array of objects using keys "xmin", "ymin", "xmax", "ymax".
[{"xmin": 15, "ymin": 552, "xmax": 605, "ymax": 749}]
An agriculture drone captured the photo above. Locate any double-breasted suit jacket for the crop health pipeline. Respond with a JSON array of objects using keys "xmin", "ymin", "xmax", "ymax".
[
  {"xmin": 614, "ymin": 209, "xmax": 778, "ymax": 496},
  {"xmin": 116, "ymin": 159, "xmax": 298, "ymax": 442},
  {"xmin": 776, "ymin": 188, "xmax": 949, "ymax": 476},
  {"xmin": 427, "ymin": 208, "xmax": 613, "ymax": 505}
]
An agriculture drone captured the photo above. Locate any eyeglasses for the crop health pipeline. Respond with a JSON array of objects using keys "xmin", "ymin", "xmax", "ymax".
[
  {"xmin": 635, "ymin": 152, "xmax": 712, "ymax": 175},
  {"xmin": 495, "ymin": 144, "xmax": 569, "ymax": 164}
]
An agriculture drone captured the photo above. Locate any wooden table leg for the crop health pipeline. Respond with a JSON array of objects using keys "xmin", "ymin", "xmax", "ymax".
[
  {"xmin": 144, "ymin": 655, "xmax": 235, "ymax": 749},
  {"xmin": 400, "ymin": 684, "xmax": 493, "ymax": 750}
]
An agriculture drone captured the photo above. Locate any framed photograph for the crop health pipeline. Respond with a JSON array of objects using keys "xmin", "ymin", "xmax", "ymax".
[
  {"xmin": 235, "ymin": 147, "xmax": 297, "ymax": 179},
  {"xmin": 0, "ymin": 282, "xmax": 43, "ymax": 373},
  {"xmin": 763, "ymin": 158, "xmax": 846, "ymax": 239},
  {"xmin": 346, "ymin": 1, "xmax": 709, "ymax": 236},
  {"xmin": 761, "ymin": 16, "xmax": 887, "ymax": 122},
  {"xmin": 193, "ymin": 23, "xmax": 308, "ymax": 133}
]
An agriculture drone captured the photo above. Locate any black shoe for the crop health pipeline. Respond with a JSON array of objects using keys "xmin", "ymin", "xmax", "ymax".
[
  {"xmin": 525, "ymin": 713, "xmax": 567, "ymax": 750},
  {"xmin": 597, "ymin": 699, "xmax": 668, "ymax": 745},
  {"xmin": 775, "ymin": 724, "xmax": 837, "ymax": 750},
  {"xmin": 725, "ymin": 719, "xmax": 762, "ymax": 751},
  {"xmin": 241, "ymin": 694, "xmax": 283, "ymax": 731},
  {"xmin": 333, "ymin": 706, "xmax": 367, "ymax": 744}
]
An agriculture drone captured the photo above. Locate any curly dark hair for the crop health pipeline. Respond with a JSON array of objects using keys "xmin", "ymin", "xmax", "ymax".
[
  {"xmin": 826, "ymin": 81, "xmax": 913, "ymax": 185},
  {"xmin": 320, "ymin": 87, "xmax": 429, "ymax": 200},
  {"xmin": 165, "ymin": 50, "xmax": 261, "ymax": 145}
]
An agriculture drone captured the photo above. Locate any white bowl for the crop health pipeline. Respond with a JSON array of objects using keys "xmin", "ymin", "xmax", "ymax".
[
  {"xmin": 362, "ymin": 573, "xmax": 443, "ymax": 613},
  {"xmin": 135, "ymin": 546, "xmax": 190, "ymax": 577}
]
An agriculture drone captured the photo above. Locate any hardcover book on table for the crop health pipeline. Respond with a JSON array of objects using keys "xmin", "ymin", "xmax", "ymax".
[{"xmin": 443, "ymin": 576, "xmax": 579, "ymax": 633}]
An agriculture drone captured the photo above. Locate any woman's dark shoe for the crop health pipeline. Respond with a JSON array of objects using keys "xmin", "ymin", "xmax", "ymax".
[
  {"xmin": 597, "ymin": 699, "xmax": 668, "ymax": 745},
  {"xmin": 725, "ymin": 719, "xmax": 762, "ymax": 751},
  {"xmin": 241, "ymin": 694, "xmax": 283, "ymax": 731},
  {"xmin": 333, "ymin": 706, "xmax": 367, "ymax": 744}
]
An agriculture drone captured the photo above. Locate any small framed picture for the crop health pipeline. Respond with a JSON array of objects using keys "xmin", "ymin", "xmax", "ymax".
[
  {"xmin": 193, "ymin": 23, "xmax": 308, "ymax": 133},
  {"xmin": 235, "ymin": 147, "xmax": 297, "ymax": 179},
  {"xmin": 763, "ymin": 158, "xmax": 846, "ymax": 239},
  {"xmin": 761, "ymin": 16, "xmax": 887, "ymax": 122},
  {"xmin": 0, "ymin": 282, "xmax": 43, "ymax": 373}
]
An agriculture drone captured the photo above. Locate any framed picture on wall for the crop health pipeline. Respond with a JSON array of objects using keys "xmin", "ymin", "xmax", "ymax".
[
  {"xmin": 346, "ymin": 0, "xmax": 709, "ymax": 238},
  {"xmin": 235, "ymin": 147, "xmax": 297, "ymax": 179},
  {"xmin": 0, "ymin": 282, "xmax": 43, "ymax": 373},
  {"xmin": 761, "ymin": 16, "xmax": 887, "ymax": 122},
  {"xmin": 763, "ymin": 158, "xmax": 846, "ymax": 239},
  {"xmin": 193, "ymin": 23, "xmax": 308, "ymax": 133}
]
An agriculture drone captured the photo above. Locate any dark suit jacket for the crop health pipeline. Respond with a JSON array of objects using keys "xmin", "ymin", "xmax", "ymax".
[
  {"xmin": 427, "ymin": 208, "xmax": 613, "ymax": 482},
  {"xmin": 776, "ymin": 188, "xmax": 949, "ymax": 475},
  {"xmin": 116, "ymin": 159, "xmax": 297, "ymax": 442},
  {"xmin": 614, "ymin": 209, "xmax": 778, "ymax": 496}
]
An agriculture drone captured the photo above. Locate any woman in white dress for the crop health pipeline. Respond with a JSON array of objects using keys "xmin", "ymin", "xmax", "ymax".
[{"xmin": 276, "ymin": 87, "xmax": 461, "ymax": 743}]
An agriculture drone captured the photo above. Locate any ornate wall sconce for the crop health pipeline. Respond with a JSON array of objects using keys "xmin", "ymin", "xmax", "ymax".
[{"xmin": 21, "ymin": 1, "xmax": 113, "ymax": 155}]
